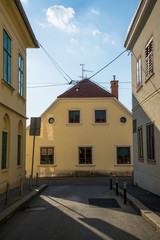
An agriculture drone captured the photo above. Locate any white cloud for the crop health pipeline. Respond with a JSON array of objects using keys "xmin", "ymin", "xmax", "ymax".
[
  {"xmin": 96, "ymin": 45, "xmax": 100, "ymax": 50},
  {"xmin": 21, "ymin": 0, "xmax": 28, "ymax": 4},
  {"xmin": 66, "ymin": 48, "xmax": 75, "ymax": 54},
  {"xmin": 103, "ymin": 33, "xmax": 116, "ymax": 46},
  {"xmin": 70, "ymin": 38, "xmax": 78, "ymax": 44},
  {"xmin": 92, "ymin": 29, "xmax": 101, "ymax": 36},
  {"xmin": 46, "ymin": 5, "xmax": 78, "ymax": 33},
  {"xmin": 91, "ymin": 8, "xmax": 100, "ymax": 15},
  {"xmin": 38, "ymin": 22, "xmax": 46, "ymax": 28}
]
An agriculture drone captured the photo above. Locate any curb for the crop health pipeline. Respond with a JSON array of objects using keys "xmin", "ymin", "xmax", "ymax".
[
  {"xmin": 113, "ymin": 185, "xmax": 160, "ymax": 232},
  {"xmin": 0, "ymin": 184, "xmax": 48, "ymax": 226}
]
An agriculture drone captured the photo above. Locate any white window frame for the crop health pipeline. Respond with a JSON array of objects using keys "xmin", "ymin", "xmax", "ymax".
[
  {"xmin": 137, "ymin": 57, "xmax": 142, "ymax": 88},
  {"xmin": 18, "ymin": 53, "xmax": 24, "ymax": 97}
]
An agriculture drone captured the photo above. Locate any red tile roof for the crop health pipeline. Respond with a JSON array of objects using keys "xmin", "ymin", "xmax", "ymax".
[{"xmin": 57, "ymin": 79, "xmax": 114, "ymax": 98}]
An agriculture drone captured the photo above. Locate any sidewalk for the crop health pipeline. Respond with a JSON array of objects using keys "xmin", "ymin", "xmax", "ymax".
[
  {"xmin": 0, "ymin": 180, "xmax": 47, "ymax": 225},
  {"xmin": 112, "ymin": 177, "xmax": 160, "ymax": 232},
  {"xmin": 0, "ymin": 182, "xmax": 35, "ymax": 212},
  {"xmin": 120, "ymin": 183, "xmax": 160, "ymax": 217}
]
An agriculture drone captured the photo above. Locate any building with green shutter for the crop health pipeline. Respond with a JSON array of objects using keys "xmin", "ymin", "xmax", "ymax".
[{"xmin": 0, "ymin": 0, "xmax": 39, "ymax": 193}]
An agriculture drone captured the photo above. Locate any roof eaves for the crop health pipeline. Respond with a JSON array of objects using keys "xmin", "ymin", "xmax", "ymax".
[
  {"xmin": 124, "ymin": 0, "xmax": 157, "ymax": 50},
  {"xmin": 124, "ymin": 0, "xmax": 143, "ymax": 49},
  {"xmin": 14, "ymin": 0, "xmax": 39, "ymax": 48}
]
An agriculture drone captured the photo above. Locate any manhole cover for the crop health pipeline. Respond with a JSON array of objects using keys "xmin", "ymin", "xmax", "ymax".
[
  {"xmin": 25, "ymin": 206, "xmax": 46, "ymax": 212},
  {"xmin": 88, "ymin": 198, "xmax": 120, "ymax": 208}
]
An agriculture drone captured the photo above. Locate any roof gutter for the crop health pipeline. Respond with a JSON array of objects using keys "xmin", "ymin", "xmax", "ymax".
[{"xmin": 14, "ymin": 0, "xmax": 39, "ymax": 48}]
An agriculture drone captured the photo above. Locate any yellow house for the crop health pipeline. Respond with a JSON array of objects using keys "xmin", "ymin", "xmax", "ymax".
[
  {"xmin": 0, "ymin": 0, "xmax": 39, "ymax": 193},
  {"xmin": 26, "ymin": 79, "xmax": 133, "ymax": 177},
  {"xmin": 124, "ymin": 0, "xmax": 160, "ymax": 195}
]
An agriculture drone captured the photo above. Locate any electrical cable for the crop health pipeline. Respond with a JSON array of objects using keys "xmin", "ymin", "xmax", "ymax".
[
  {"xmin": 98, "ymin": 81, "xmax": 131, "ymax": 84},
  {"xmin": 38, "ymin": 41, "xmax": 72, "ymax": 84},
  {"xmin": 28, "ymin": 48, "xmax": 130, "ymax": 89},
  {"xmin": 27, "ymin": 83, "xmax": 68, "ymax": 88},
  {"xmin": 88, "ymin": 49, "xmax": 127, "ymax": 80}
]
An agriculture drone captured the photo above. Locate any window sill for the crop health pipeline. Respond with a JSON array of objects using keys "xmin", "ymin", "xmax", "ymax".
[
  {"xmin": 92, "ymin": 122, "xmax": 109, "ymax": 125},
  {"xmin": 1, "ymin": 79, "xmax": 15, "ymax": 94},
  {"xmin": 37, "ymin": 164, "xmax": 57, "ymax": 167},
  {"xmin": 136, "ymin": 85, "xmax": 143, "ymax": 93},
  {"xmin": 114, "ymin": 164, "xmax": 133, "ymax": 167},
  {"xmin": 147, "ymin": 159, "xmax": 156, "ymax": 165},
  {"xmin": 66, "ymin": 123, "xmax": 83, "ymax": 126},
  {"xmin": 17, "ymin": 93, "xmax": 26, "ymax": 103},
  {"xmin": 138, "ymin": 158, "xmax": 144, "ymax": 163},
  {"xmin": 145, "ymin": 72, "xmax": 155, "ymax": 83},
  {"xmin": 1, "ymin": 168, "xmax": 8, "ymax": 173},
  {"xmin": 76, "ymin": 164, "xmax": 95, "ymax": 167}
]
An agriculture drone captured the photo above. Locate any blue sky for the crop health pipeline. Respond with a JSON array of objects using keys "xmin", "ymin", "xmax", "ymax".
[{"xmin": 21, "ymin": 0, "xmax": 139, "ymax": 125}]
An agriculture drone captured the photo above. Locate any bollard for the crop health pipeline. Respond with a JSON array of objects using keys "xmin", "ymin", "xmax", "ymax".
[
  {"xmin": 19, "ymin": 177, "xmax": 23, "ymax": 196},
  {"xmin": 29, "ymin": 175, "xmax": 32, "ymax": 190},
  {"xmin": 5, "ymin": 182, "xmax": 10, "ymax": 205},
  {"xmin": 116, "ymin": 176, "xmax": 118, "ymax": 196},
  {"xmin": 123, "ymin": 180, "xmax": 127, "ymax": 204},
  {"xmin": 110, "ymin": 173, "xmax": 112, "ymax": 190},
  {"xmin": 36, "ymin": 172, "xmax": 38, "ymax": 186}
]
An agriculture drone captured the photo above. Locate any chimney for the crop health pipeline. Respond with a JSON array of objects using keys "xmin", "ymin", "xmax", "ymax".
[{"xmin": 110, "ymin": 75, "xmax": 119, "ymax": 100}]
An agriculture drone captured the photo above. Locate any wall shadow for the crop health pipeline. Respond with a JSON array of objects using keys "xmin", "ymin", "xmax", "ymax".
[{"xmin": 79, "ymin": 218, "xmax": 140, "ymax": 240}]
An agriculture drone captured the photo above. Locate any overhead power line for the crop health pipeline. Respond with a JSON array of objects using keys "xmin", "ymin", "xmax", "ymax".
[
  {"xmin": 27, "ymin": 83, "xmax": 68, "ymax": 89},
  {"xmin": 88, "ymin": 49, "xmax": 127, "ymax": 80},
  {"xmin": 38, "ymin": 41, "xmax": 72, "ymax": 84},
  {"xmin": 98, "ymin": 81, "xmax": 131, "ymax": 84},
  {"xmin": 28, "ymin": 47, "xmax": 130, "ymax": 89}
]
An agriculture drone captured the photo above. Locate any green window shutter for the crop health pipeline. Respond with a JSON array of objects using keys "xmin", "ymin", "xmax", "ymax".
[
  {"xmin": 17, "ymin": 135, "xmax": 21, "ymax": 166},
  {"xmin": 3, "ymin": 29, "xmax": 11, "ymax": 84},
  {"xmin": 3, "ymin": 50, "xmax": 8, "ymax": 82},
  {"xmin": 1, "ymin": 132, "xmax": 7, "ymax": 169},
  {"xmin": 8, "ymin": 55, "xmax": 11, "ymax": 84},
  {"xmin": 3, "ymin": 30, "xmax": 8, "ymax": 50}
]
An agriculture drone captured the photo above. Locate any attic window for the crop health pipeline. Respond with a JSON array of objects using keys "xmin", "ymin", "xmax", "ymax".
[
  {"xmin": 95, "ymin": 110, "xmax": 106, "ymax": 123},
  {"xmin": 69, "ymin": 110, "xmax": 80, "ymax": 123},
  {"xmin": 48, "ymin": 117, "xmax": 55, "ymax": 124},
  {"xmin": 120, "ymin": 117, "xmax": 127, "ymax": 124},
  {"xmin": 75, "ymin": 86, "xmax": 79, "ymax": 92}
]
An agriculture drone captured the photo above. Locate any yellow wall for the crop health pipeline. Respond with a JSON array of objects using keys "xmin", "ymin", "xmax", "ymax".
[
  {"xmin": 26, "ymin": 98, "xmax": 133, "ymax": 177},
  {"xmin": 0, "ymin": 0, "xmax": 37, "ymax": 193}
]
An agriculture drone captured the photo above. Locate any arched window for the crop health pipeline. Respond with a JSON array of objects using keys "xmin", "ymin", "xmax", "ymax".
[
  {"xmin": 17, "ymin": 121, "xmax": 23, "ymax": 166},
  {"xmin": 1, "ymin": 114, "xmax": 10, "ymax": 169}
]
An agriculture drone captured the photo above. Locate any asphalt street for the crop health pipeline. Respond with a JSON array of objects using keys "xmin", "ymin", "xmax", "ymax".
[{"xmin": 0, "ymin": 184, "xmax": 160, "ymax": 240}]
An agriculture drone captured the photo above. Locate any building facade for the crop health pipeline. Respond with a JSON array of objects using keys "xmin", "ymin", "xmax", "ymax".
[
  {"xmin": 124, "ymin": 0, "xmax": 160, "ymax": 195},
  {"xmin": 0, "ymin": 0, "xmax": 38, "ymax": 193},
  {"xmin": 26, "ymin": 79, "xmax": 133, "ymax": 178}
]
